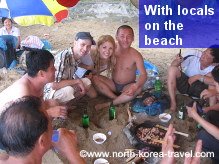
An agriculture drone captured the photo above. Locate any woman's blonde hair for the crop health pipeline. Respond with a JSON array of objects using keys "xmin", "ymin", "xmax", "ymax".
[{"xmin": 93, "ymin": 35, "xmax": 116, "ymax": 77}]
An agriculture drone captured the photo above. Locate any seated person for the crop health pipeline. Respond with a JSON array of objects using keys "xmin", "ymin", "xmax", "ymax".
[
  {"xmin": 0, "ymin": 18, "xmax": 21, "ymax": 68},
  {"xmin": 0, "ymin": 49, "xmax": 67, "ymax": 119},
  {"xmin": 95, "ymin": 25, "xmax": 147, "ymax": 110},
  {"xmin": 78, "ymin": 35, "xmax": 116, "ymax": 93},
  {"xmin": 0, "ymin": 96, "xmax": 85, "ymax": 164},
  {"xmin": 187, "ymin": 102, "xmax": 219, "ymax": 163},
  {"xmin": 0, "ymin": 17, "xmax": 21, "ymax": 48},
  {"xmin": 167, "ymin": 45, "xmax": 219, "ymax": 111},
  {"xmin": 201, "ymin": 65, "xmax": 219, "ymax": 115},
  {"xmin": 44, "ymin": 32, "xmax": 97, "ymax": 103}
]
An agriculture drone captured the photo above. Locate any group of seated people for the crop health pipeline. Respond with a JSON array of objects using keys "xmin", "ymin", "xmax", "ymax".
[
  {"xmin": 0, "ymin": 17, "xmax": 219, "ymax": 163},
  {"xmin": 0, "ymin": 24, "xmax": 147, "ymax": 163}
]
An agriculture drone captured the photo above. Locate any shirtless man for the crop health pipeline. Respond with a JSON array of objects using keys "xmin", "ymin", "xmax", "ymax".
[
  {"xmin": 95, "ymin": 25, "xmax": 147, "ymax": 110},
  {"xmin": 0, "ymin": 96, "xmax": 85, "ymax": 164},
  {"xmin": 0, "ymin": 50, "xmax": 67, "ymax": 118}
]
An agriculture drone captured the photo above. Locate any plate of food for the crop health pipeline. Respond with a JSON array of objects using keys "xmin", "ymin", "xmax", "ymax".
[{"xmin": 132, "ymin": 121, "xmax": 166, "ymax": 150}]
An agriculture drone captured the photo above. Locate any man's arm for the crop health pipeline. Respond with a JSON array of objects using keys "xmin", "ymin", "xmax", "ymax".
[
  {"xmin": 53, "ymin": 129, "xmax": 86, "ymax": 164},
  {"xmin": 204, "ymin": 104, "xmax": 219, "ymax": 112},
  {"xmin": 135, "ymin": 53, "xmax": 147, "ymax": 89},
  {"xmin": 188, "ymin": 72, "xmax": 214, "ymax": 86},
  {"xmin": 51, "ymin": 79, "xmax": 84, "ymax": 91},
  {"xmin": 187, "ymin": 102, "xmax": 219, "ymax": 140},
  {"xmin": 78, "ymin": 63, "xmax": 94, "ymax": 70},
  {"xmin": 170, "ymin": 54, "xmax": 183, "ymax": 67}
]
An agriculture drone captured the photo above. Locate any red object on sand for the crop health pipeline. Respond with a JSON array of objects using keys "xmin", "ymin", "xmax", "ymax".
[{"xmin": 57, "ymin": 0, "xmax": 79, "ymax": 7}]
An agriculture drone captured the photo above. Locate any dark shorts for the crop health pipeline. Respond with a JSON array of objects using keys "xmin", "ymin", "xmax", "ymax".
[
  {"xmin": 205, "ymin": 110, "xmax": 219, "ymax": 127},
  {"xmin": 176, "ymin": 72, "xmax": 208, "ymax": 98},
  {"xmin": 198, "ymin": 129, "xmax": 219, "ymax": 162},
  {"xmin": 197, "ymin": 111, "xmax": 219, "ymax": 162},
  {"xmin": 113, "ymin": 80, "xmax": 135, "ymax": 94}
]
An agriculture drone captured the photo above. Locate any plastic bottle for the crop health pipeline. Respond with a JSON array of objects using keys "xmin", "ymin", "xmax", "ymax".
[
  {"xmin": 109, "ymin": 104, "xmax": 116, "ymax": 120},
  {"xmin": 82, "ymin": 109, "xmax": 89, "ymax": 128},
  {"xmin": 178, "ymin": 103, "xmax": 186, "ymax": 120},
  {"xmin": 154, "ymin": 76, "xmax": 162, "ymax": 97}
]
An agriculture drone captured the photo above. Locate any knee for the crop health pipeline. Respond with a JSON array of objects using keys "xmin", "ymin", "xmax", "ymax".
[
  {"xmin": 92, "ymin": 75, "xmax": 99, "ymax": 84},
  {"xmin": 89, "ymin": 90, "xmax": 98, "ymax": 98},
  {"xmin": 62, "ymin": 86, "xmax": 75, "ymax": 96},
  {"xmin": 54, "ymin": 86, "xmax": 75, "ymax": 103}
]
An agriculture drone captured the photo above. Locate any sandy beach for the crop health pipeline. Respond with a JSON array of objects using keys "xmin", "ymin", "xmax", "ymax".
[{"xmin": 0, "ymin": 1, "xmax": 213, "ymax": 164}]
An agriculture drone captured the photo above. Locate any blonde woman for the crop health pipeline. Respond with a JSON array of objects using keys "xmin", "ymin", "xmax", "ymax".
[{"xmin": 86, "ymin": 35, "xmax": 116, "ymax": 97}]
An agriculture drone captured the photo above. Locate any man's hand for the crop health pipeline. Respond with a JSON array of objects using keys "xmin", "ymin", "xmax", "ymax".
[
  {"xmin": 51, "ymin": 82, "xmax": 59, "ymax": 90},
  {"xmin": 52, "ymin": 129, "xmax": 86, "ymax": 164},
  {"xmin": 122, "ymin": 83, "xmax": 138, "ymax": 96},
  {"xmin": 188, "ymin": 75, "xmax": 200, "ymax": 85},
  {"xmin": 171, "ymin": 54, "xmax": 183, "ymax": 67},
  {"xmin": 85, "ymin": 72, "xmax": 93, "ymax": 80},
  {"xmin": 161, "ymin": 124, "xmax": 175, "ymax": 164},
  {"xmin": 201, "ymin": 89, "xmax": 217, "ymax": 99},
  {"xmin": 76, "ymin": 79, "xmax": 86, "ymax": 95},
  {"xmin": 184, "ymin": 140, "xmax": 202, "ymax": 164},
  {"xmin": 47, "ymin": 106, "xmax": 67, "ymax": 118},
  {"xmin": 186, "ymin": 102, "xmax": 198, "ymax": 118}
]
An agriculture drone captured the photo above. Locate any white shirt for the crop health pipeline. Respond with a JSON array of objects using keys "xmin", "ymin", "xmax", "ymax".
[
  {"xmin": 181, "ymin": 49, "xmax": 214, "ymax": 77},
  {"xmin": 0, "ymin": 26, "xmax": 20, "ymax": 37}
]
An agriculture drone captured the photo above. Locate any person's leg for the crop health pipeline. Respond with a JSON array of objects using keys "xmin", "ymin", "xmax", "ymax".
[
  {"xmin": 95, "ymin": 82, "xmax": 141, "ymax": 110},
  {"xmin": 112, "ymin": 84, "xmax": 142, "ymax": 105},
  {"xmin": 167, "ymin": 66, "xmax": 182, "ymax": 111},
  {"xmin": 92, "ymin": 75, "xmax": 117, "ymax": 99},
  {"xmin": 53, "ymin": 86, "xmax": 75, "ymax": 103},
  {"xmin": 80, "ymin": 77, "xmax": 97, "ymax": 98},
  {"xmin": 205, "ymin": 110, "xmax": 219, "ymax": 127},
  {"xmin": 197, "ymin": 129, "xmax": 219, "ymax": 162}
]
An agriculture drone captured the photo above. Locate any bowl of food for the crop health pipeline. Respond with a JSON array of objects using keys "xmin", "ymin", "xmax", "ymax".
[
  {"xmin": 93, "ymin": 133, "xmax": 107, "ymax": 144},
  {"xmin": 94, "ymin": 158, "xmax": 109, "ymax": 164},
  {"xmin": 159, "ymin": 113, "xmax": 171, "ymax": 123}
]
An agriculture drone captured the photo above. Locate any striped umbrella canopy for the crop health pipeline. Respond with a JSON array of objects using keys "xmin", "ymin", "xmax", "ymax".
[{"xmin": 0, "ymin": 0, "xmax": 72, "ymax": 26}]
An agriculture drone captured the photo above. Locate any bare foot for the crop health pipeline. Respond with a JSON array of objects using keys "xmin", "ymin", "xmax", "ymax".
[
  {"xmin": 95, "ymin": 102, "xmax": 111, "ymax": 110},
  {"xmin": 170, "ymin": 102, "xmax": 177, "ymax": 112}
]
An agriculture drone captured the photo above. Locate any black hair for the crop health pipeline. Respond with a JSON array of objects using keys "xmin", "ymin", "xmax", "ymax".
[
  {"xmin": 26, "ymin": 49, "xmax": 54, "ymax": 77},
  {"xmin": 211, "ymin": 65, "xmax": 219, "ymax": 83},
  {"xmin": 208, "ymin": 45, "xmax": 219, "ymax": 63},
  {"xmin": 116, "ymin": 25, "xmax": 134, "ymax": 36},
  {"xmin": 0, "ymin": 96, "xmax": 48, "ymax": 156},
  {"xmin": 2, "ymin": 17, "xmax": 12, "ymax": 24}
]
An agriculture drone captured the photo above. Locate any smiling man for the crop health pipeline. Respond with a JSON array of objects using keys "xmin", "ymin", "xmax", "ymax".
[
  {"xmin": 95, "ymin": 25, "xmax": 147, "ymax": 110},
  {"xmin": 167, "ymin": 45, "xmax": 219, "ymax": 111},
  {"xmin": 44, "ymin": 32, "xmax": 97, "ymax": 103}
]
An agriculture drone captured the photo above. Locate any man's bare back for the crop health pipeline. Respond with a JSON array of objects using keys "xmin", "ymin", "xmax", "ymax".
[{"xmin": 0, "ymin": 74, "xmax": 42, "ymax": 111}]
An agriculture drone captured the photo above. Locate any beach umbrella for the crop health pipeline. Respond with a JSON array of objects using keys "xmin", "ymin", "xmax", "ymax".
[{"xmin": 0, "ymin": 0, "xmax": 72, "ymax": 26}]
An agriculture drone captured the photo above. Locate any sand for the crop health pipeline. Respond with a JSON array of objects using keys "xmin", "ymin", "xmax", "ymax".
[{"xmin": 0, "ymin": 1, "xmax": 213, "ymax": 164}]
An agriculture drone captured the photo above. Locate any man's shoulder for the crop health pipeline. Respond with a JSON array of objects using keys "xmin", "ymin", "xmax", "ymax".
[
  {"xmin": 183, "ymin": 49, "xmax": 201, "ymax": 57},
  {"xmin": 0, "ymin": 79, "xmax": 29, "ymax": 111},
  {"xmin": 54, "ymin": 48, "xmax": 72, "ymax": 65},
  {"xmin": 55, "ymin": 48, "xmax": 71, "ymax": 57}
]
